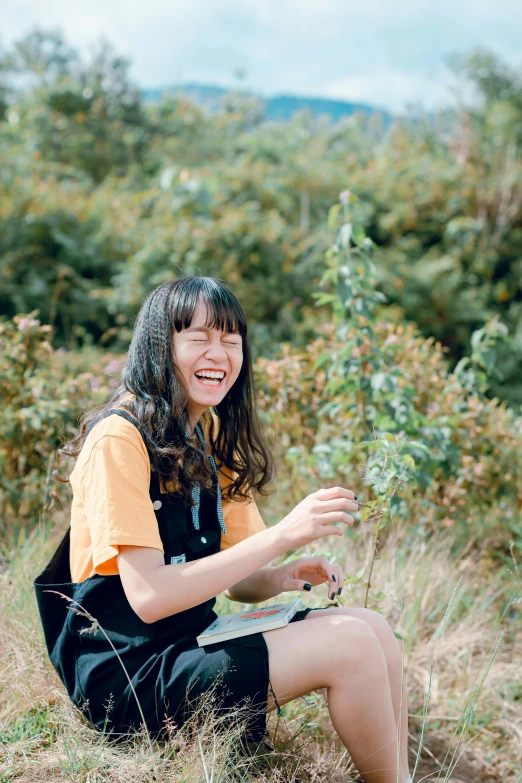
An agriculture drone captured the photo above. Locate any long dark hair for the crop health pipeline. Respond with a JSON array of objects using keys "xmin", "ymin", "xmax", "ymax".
[{"xmin": 57, "ymin": 276, "xmax": 275, "ymax": 506}]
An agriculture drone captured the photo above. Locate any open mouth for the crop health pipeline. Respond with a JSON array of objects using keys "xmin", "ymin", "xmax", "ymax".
[{"xmin": 194, "ymin": 372, "xmax": 225, "ymax": 388}]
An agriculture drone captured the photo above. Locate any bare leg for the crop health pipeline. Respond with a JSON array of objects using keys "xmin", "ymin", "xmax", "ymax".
[
  {"xmin": 263, "ymin": 614, "xmax": 408, "ymax": 783},
  {"xmin": 302, "ymin": 607, "xmax": 410, "ymax": 780}
]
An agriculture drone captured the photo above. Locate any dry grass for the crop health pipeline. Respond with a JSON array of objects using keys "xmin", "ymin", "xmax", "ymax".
[{"xmin": 1, "ymin": 499, "xmax": 521, "ymax": 782}]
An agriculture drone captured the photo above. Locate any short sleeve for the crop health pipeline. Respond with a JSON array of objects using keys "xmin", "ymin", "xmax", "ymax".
[{"xmin": 81, "ymin": 433, "xmax": 164, "ymax": 575}]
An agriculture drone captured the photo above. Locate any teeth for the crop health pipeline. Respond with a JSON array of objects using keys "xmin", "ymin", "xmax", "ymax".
[{"xmin": 195, "ymin": 371, "xmax": 224, "ymax": 379}]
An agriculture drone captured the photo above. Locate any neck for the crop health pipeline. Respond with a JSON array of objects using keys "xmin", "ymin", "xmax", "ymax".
[
  {"xmin": 186, "ymin": 414, "xmax": 202, "ymax": 437},
  {"xmin": 187, "ymin": 404, "xmax": 207, "ymax": 436}
]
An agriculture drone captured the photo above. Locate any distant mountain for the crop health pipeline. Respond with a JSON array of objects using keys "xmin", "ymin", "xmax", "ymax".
[{"xmin": 141, "ymin": 83, "xmax": 393, "ymax": 125}]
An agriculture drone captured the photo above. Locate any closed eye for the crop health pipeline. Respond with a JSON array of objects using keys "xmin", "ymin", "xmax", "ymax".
[{"xmin": 191, "ymin": 338, "xmax": 240, "ymax": 345}]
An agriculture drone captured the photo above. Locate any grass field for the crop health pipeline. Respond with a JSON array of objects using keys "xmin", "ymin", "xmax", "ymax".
[{"xmin": 1, "ymin": 483, "xmax": 521, "ymax": 783}]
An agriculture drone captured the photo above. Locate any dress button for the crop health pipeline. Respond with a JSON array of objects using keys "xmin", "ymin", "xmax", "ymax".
[
  {"xmin": 153, "ymin": 500, "xmax": 162, "ymax": 510},
  {"xmin": 200, "ymin": 536, "xmax": 207, "ymax": 544}
]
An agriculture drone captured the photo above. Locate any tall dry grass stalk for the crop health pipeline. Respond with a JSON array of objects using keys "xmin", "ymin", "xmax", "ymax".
[{"xmin": 1, "ymin": 466, "xmax": 521, "ymax": 780}]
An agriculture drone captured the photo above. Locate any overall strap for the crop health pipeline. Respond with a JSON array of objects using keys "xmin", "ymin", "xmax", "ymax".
[{"xmin": 191, "ymin": 421, "xmax": 226, "ymax": 535}]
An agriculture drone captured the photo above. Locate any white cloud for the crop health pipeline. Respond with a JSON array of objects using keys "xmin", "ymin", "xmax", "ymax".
[
  {"xmin": 2, "ymin": 0, "xmax": 521, "ymax": 112},
  {"xmin": 324, "ymin": 68, "xmax": 459, "ymax": 113}
]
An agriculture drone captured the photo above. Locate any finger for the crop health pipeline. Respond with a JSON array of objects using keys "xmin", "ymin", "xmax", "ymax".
[
  {"xmin": 283, "ymin": 578, "xmax": 313, "ymax": 593},
  {"xmin": 328, "ymin": 569, "xmax": 337, "ymax": 601},
  {"xmin": 317, "ymin": 557, "xmax": 333, "ymax": 576},
  {"xmin": 320, "ymin": 511, "xmax": 355, "ymax": 527},
  {"xmin": 333, "ymin": 563, "xmax": 344, "ymax": 597},
  {"xmin": 320, "ymin": 525, "xmax": 345, "ymax": 537},
  {"xmin": 318, "ymin": 557, "xmax": 337, "ymax": 600},
  {"xmin": 328, "ymin": 563, "xmax": 344, "ymax": 601},
  {"xmin": 299, "ymin": 557, "xmax": 324, "ymax": 569},
  {"xmin": 318, "ymin": 497, "xmax": 359, "ymax": 514},
  {"xmin": 316, "ymin": 486, "xmax": 357, "ymax": 502}
]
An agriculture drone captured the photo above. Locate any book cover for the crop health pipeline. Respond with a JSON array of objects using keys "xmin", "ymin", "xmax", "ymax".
[{"xmin": 197, "ymin": 598, "xmax": 302, "ymax": 647}]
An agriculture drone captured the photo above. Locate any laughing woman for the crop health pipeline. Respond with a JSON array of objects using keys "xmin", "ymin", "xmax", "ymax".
[{"xmin": 34, "ymin": 276, "xmax": 411, "ymax": 783}]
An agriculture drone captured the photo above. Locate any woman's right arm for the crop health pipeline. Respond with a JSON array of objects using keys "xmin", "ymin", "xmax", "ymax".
[{"xmin": 117, "ymin": 486, "xmax": 358, "ymax": 624}]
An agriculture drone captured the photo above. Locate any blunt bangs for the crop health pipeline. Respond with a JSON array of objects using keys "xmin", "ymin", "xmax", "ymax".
[{"xmin": 172, "ymin": 277, "xmax": 247, "ymax": 338}]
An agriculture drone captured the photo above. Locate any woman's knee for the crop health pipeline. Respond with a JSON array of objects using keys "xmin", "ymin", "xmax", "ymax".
[
  {"xmin": 326, "ymin": 616, "xmax": 388, "ymax": 680},
  {"xmin": 355, "ymin": 609, "xmax": 403, "ymax": 666}
]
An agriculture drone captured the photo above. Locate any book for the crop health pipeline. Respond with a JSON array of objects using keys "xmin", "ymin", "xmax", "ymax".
[{"xmin": 197, "ymin": 598, "xmax": 303, "ymax": 647}]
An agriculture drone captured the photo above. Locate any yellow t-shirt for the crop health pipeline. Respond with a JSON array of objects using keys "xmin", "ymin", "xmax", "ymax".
[{"xmin": 69, "ymin": 409, "xmax": 267, "ymax": 583}]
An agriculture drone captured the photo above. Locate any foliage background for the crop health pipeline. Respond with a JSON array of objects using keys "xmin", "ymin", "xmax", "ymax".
[
  {"xmin": 1, "ymin": 31, "xmax": 521, "ymax": 403},
  {"xmin": 1, "ymin": 27, "xmax": 521, "ymax": 782}
]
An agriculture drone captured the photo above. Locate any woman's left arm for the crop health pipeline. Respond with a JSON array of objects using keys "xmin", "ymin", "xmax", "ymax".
[
  {"xmin": 224, "ymin": 557, "xmax": 344, "ymax": 603},
  {"xmin": 223, "ymin": 567, "xmax": 280, "ymax": 602},
  {"xmin": 218, "ymin": 463, "xmax": 344, "ymax": 603}
]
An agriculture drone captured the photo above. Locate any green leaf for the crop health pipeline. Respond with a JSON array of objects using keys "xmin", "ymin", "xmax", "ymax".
[
  {"xmin": 327, "ymin": 203, "xmax": 341, "ymax": 229},
  {"xmin": 313, "ymin": 293, "xmax": 337, "ymax": 306},
  {"xmin": 351, "ymin": 224, "xmax": 366, "ymax": 246},
  {"xmin": 370, "ymin": 372, "xmax": 387, "ymax": 391}
]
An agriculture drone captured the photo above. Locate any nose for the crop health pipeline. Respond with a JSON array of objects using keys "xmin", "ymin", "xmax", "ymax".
[{"xmin": 203, "ymin": 340, "xmax": 228, "ymax": 362}]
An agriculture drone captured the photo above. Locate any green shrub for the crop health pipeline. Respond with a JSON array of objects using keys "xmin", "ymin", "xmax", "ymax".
[
  {"xmin": 1, "ymin": 199, "xmax": 520, "ymax": 560},
  {"xmin": 0, "ymin": 312, "xmax": 113, "ymax": 539},
  {"xmin": 256, "ymin": 195, "xmax": 522, "ymax": 558}
]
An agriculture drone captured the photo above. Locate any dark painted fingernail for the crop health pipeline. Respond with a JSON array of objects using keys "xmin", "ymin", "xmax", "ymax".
[
  {"xmin": 332, "ymin": 574, "xmax": 336, "ymax": 582},
  {"xmin": 303, "ymin": 583, "xmax": 312, "ymax": 591},
  {"xmin": 330, "ymin": 592, "xmax": 335, "ymax": 600},
  {"xmin": 338, "ymin": 587, "xmax": 343, "ymax": 595},
  {"xmin": 354, "ymin": 494, "xmax": 358, "ymax": 500}
]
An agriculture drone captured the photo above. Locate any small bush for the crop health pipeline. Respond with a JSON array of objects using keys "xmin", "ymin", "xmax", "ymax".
[
  {"xmin": 256, "ymin": 196, "xmax": 522, "ymax": 558},
  {"xmin": 0, "ymin": 312, "xmax": 114, "ymax": 539}
]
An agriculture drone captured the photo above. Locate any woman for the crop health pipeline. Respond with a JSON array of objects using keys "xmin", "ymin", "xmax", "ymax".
[{"xmin": 34, "ymin": 276, "xmax": 411, "ymax": 783}]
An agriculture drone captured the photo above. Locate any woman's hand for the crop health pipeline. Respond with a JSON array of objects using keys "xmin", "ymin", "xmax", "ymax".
[
  {"xmin": 274, "ymin": 486, "xmax": 359, "ymax": 552},
  {"xmin": 272, "ymin": 557, "xmax": 345, "ymax": 601}
]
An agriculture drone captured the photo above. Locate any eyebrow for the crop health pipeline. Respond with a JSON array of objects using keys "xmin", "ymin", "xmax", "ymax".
[{"xmin": 184, "ymin": 326, "xmax": 239, "ymax": 335}]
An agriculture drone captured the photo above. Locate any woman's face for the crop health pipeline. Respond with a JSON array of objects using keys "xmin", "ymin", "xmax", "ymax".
[{"xmin": 172, "ymin": 298, "xmax": 243, "ymax": 432}]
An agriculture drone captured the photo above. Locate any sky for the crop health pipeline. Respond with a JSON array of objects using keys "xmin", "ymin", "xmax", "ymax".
[{"xmin": 2, "ymin": 0, "xmax": 522, "ymax": 112}]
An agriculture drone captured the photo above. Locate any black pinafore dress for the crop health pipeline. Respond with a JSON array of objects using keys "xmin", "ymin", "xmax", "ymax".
[{"xmin": 34, "ymin": 408, "xmax": 301, "ymax": 742}]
